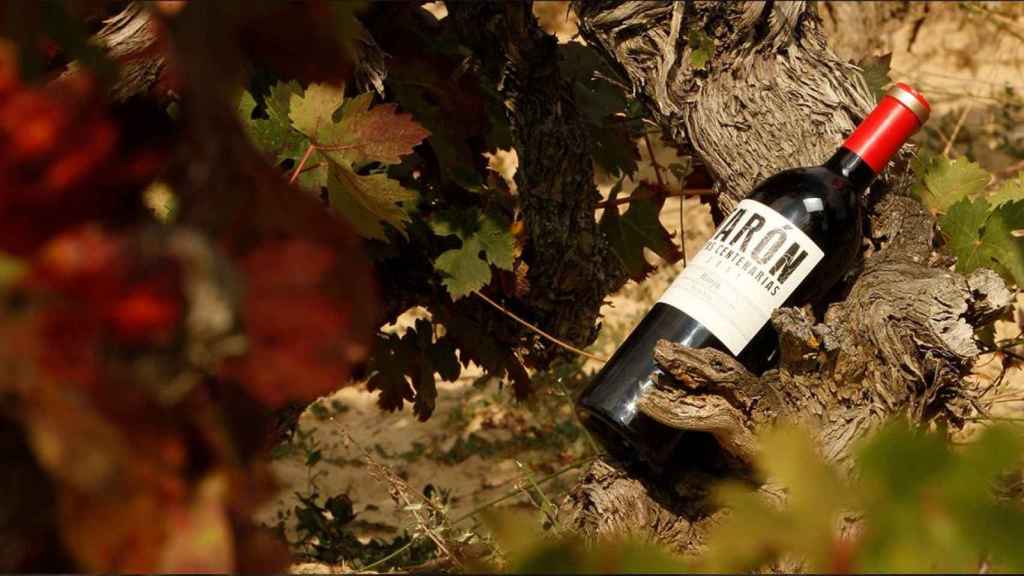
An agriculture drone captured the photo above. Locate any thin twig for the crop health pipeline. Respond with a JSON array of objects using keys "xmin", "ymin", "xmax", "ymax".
[
  {"xmin": 473, "ymin": 290, "xmax": 609, "ymax": 363},
  {"xmin": 340, "ymin": 429, "xmax": 456, "ymax": 565},
  {"xmin": 985, "ymin": 393, "xmax": 1024, "ymax": 406},
  {"xmin": 361, "ymin": 538, "xmax": 421, "ymax": 572},
  {"xmin": 1002, "ymin": 348, "xmax": 1024, "ymax": 364},
  {"xmin": 449, "ymin": 455, "xmax": 598, "ymax": 526},
  {"xmin": 943, "ymin": 104, "xmax": 973, "ymax": 157},
  {"xmin": 289, "ymin": 141, "xmax": 360, "ymax": 185},
  {"xmin": 643, "ymin": 132, "xmax": 667, "ymax": 190},
  {"xmin": 965, "ymin": 415, "xmax": 1024, "ymax": 423},
  {"xmin": 551, "ymin": 375, "xmax": 601, "ymax": 456},
  {"xmin": 290, "ymin": 143, "xmax": 316, "ymax": 185},
  {"xmin": 958, "ymin": 1, "xmax": 1024, "ymax": 43},
  {"xmin": 522, "ymin": 466, "xmax": 557, "ymax": 519},
  {"xmin": 998, "ymin": 159, "xmax": 1024, "ymax": 178},
  {"xmin": 993, "ymin": 335, "xmax": 1024, "ymax": 351},
  {"xmin": 516, "ymin": 460, "xmax": 559, "ymax": 528},
  {"xmin": 678, "ymin": 190, "xmax": 686, "ymax": 265}
]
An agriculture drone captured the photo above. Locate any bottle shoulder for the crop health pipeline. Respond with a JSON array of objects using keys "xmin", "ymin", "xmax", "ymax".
[
  {"xmin": 742, "ymin": 165, "xmax": 862, "ymax": 254},
  {"xmin": 749, "ymin": 166, "xmax": 852, "ymax": 200}
]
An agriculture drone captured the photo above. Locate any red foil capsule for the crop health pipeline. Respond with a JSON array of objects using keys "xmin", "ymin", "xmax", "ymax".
[{"xmin": 842, "ymin": 82, "xmax": 930, "ymax": 173}]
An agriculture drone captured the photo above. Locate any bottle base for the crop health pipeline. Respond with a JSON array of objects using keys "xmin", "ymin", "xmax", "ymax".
[{"xmin": 577, "ymin": 405, "xmax": 682, "ymax": 471}]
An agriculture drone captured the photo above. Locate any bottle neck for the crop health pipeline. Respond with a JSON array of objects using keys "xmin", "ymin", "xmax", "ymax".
[
  {"xmin": 828, "ymin": 83, "xmax": 929, "ymax": 192},
  {"xmin": 824, "ymin": 147, "xmax": 878, "ymax": 193}
]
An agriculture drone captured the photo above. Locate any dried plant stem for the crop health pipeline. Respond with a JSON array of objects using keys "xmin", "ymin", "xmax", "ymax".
[
  {"xmin": 449, "ymin": 455, "xmax": 599, "ymax": 526},
  {"xmin": 340, "ymin": 429, "xmax": 456, "ymax": 566},
  {"xmin": 943, "ymin": 104, "xmax": 973, "ymax": 157},
  {"xmin": 361, "ymin": 538, "xmax": 420, "ymax": 572},
  {"xmin": 472, "ymin": 290, "xmax": 609, "ymax": 363},
  {"xmin": 998, "ymin": 159, "xmax": 1024, "ymax": 178}
]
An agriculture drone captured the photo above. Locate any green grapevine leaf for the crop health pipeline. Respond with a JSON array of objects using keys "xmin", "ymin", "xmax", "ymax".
[
  {"xmin": 434, "ymin": 239, "xmax": 492, "ymax": 300},
  {"xmin": 326, "ymin": 163, "xmax": 417, "ymax": 241},
  {"xmin": 267, "ymin": 80, "xmax": 301, "ymax": 123},
  {"xmin": 688, "ymin": 30, "xmax": 715, "ymax": 70},
  {"xmin": 558, "ymin": 42, "xmax": 640, "ymax": 178},
  {"xmin": 852, "ymin": 423, "xmax": 1024, "ymax": 572},
  {"xmin": 857, "ymin": 53, "xmax": 893, "ymax": 102},
  {"xmin": 940, "ymin": 197, "xmax": 1024, "ymax": 286},
  {"xmin": 703, "ymin": 422, "xmax": 1024, "ymax": 573},
  {"xmin": 297, "ymin": 161, "xmax": 328, "ymax": 192},
  {"xmin": 989, "ymin": 173, "xmax": 1024, "ymax": 207},
  {"xmin": 288, "ymin": 83, "xmax": 344, "ymax": 140},
  {"xmin": 239, "ymin": 90, "xmax": 305, "ymax": 163},
  {"xmin": 472, "ymin": 215, "xmax": 515, "ymax": 270},
  {"xmin": 432, "ymin": 213, "xmax": 515, "ymax": 300},
  {"xmin": 599, "ymin": 182, "xmax": 683, "ymax": 281},
  {"xmin": 912, "ymin": 153, "xmax": 991, "ymax": 214}
]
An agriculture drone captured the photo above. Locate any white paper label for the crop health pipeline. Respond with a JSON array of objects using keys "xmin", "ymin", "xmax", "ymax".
[{"xmin": 657, "ymin": 199, "xmax": 824, "ymax": 355}]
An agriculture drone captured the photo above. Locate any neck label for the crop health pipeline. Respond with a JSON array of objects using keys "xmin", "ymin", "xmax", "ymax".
[{"xmin": 657, "ymin": 199, "xmax": 824, "ymax": 355}]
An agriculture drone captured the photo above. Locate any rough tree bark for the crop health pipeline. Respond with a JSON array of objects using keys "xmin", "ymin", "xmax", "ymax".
[
  {"xmin": 557, "ymin": 0, "xmax": 1014, "ymax": 558},
  {"xmin": 447, "ymin": 2, "xmax": 627, "ymax": 365}
]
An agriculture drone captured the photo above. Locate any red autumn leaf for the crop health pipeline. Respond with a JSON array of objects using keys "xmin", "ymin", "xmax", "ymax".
[
  {"xmin": 106, "ymin": 283, "xmax": 183, "ymax": 345},
  {"xmin": 0, "ymin": 71, "xmax": 168, "ymax": 256},
  {"xmin": 34, "ymin": 224, "xmax": 123, "ymax": 292},
  {"xmin": 329, "ymin": 94, "xmax": 432, "ymax": 165},
  {"xmin": 30, "ymin": 226, "xmax": 184, "ymax": 347},
  {"xmin": 222, "ymin": 238, "xmax": 367, "ymax": 408}
]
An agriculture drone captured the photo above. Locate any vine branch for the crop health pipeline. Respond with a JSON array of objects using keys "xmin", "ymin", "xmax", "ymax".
[{"xmin": 472, "ymin": 290, "xmax": 609, "ymax": 363}]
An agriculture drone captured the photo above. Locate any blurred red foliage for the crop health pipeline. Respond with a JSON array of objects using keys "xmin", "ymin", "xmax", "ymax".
[{"xmin": 0, "ymin": 2, "xmax": 376, "ymax": 571}]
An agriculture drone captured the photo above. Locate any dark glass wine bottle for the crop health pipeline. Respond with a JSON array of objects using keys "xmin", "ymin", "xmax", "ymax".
[{"xmin": 577, "ymin": 83, "xmax": 931, "ymax": 467}]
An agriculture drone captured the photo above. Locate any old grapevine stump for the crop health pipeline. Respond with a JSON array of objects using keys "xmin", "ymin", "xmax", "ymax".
[{"xmin": 557, "ymin": 0, "xmax": 1013, "ymax": 554}]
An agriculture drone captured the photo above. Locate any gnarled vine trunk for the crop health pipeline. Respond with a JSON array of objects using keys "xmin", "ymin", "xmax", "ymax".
[{"xmin": 557, "ymin": 0, "xmax": 1013, "ymax": 558}]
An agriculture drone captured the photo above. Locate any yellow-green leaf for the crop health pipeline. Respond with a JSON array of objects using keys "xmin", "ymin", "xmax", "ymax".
[
  {"xmin": 688, "ymin": 29, "xmax": 715, "ymax": 70},
  {"xmin": 239, "ymin": 90, "xmax": 305, "ymax": 163},
  {"xmin": 431, "ymin": 213, "xmax": 515, "ymax": 299},
  {"xmin": 940, "ymin": 197, "xmax": 1024, "ymax": 286},
  {"xmin": 912, "ymin": 154, "xmax": 991, "ymax": 214},
  {"xmin": 434, "ymin": 235, "xmax": 492, "ymax": 300},
  {"xmin": 289, "ymin": 83, "xmax": 344, "ymax": 140},
  {"xmin": 326, "ymin": 162, "xmax": 417, "ymax": 240},
  {"xmin": 989, "ymin": 173, "xmax": 1024, "ymax": 207}
]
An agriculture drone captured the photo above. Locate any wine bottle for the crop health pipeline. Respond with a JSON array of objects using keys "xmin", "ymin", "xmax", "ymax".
[{"xmin": 577, "ymin": 83, "xmax": 931, "ymax": 467}]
